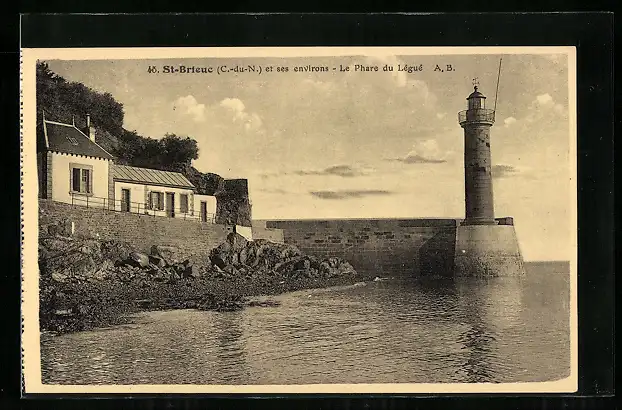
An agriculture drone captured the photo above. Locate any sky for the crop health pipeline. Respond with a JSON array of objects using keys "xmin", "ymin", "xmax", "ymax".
[{"xmin": 46, "ymin": 52, "xmax": 572, "ymax": 261}]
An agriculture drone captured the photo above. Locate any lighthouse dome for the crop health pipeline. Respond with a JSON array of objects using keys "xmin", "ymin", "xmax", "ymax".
[{"xmin": 467, "ymin": 86, "xmax": 487, "ymax": 100}]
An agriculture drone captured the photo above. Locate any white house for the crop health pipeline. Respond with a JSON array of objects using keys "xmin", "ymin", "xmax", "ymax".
[
  {"xmin": 113, "ymin": 164, "xmax": 205, "ymax": 220},
  {"xmin": 37, "ymin": 114, "xmax": 219, "ymax": 223},
  {"xmin": 37, "ymin": 114, "xmax": 114, "ymax": 207}
]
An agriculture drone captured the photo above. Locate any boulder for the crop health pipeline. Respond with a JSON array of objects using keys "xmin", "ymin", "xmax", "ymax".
[
  {"xmin": 148, "ymin": 255, "xmax": 167, "ymax": 268},
  {"xmin": 51, "ymin": 271, "xmax": 68, "ymax": 283},
  {"xmin": 100, "ymin": 240, "xmax": 134, "ymax": 262},
  {"xmin": 223, "ymin": 265, "xmax": 239, "ymax": 276},
  {"xmin": 211, "ymin": 254, "xmax": 227, "ymax": 270},
  {"xmin": 128, "ymin": 252, "xmax": 150, "ymax": 268},
  {"xmin": 183, "ymin": 264, "xmax": 201, "ymax": 279},
  {"xmin": 92, "ymin": 259, "xmax": 114, "ymax": 280},
  {"xmin": 151, "ymin": 245, "xmax": 182, "ymax": 264}
]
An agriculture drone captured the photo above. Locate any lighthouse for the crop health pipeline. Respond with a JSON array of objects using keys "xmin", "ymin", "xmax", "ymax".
[
  {"xmin": 459, "ymin": 81, "xmax": 496, "ymax": 224},
  {"xmin": 454, "ymin": 79, "xmax": 526, "ymax": 277}
]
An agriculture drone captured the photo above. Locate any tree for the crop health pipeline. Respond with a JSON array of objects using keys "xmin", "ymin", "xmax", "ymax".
[{"xmin": 160, "ymin": 134, "xmax": 199, "ymax": 166}]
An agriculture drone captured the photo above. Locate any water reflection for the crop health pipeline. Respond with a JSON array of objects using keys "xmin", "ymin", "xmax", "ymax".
[
  {"xmin": 454, "ymin": 280, "xmax": 496, "ymax": 383},
  {"xmin": 454, "ymin": 277, "xmax": 526, "ymax": 382},
  {"xmin": 212, "ymin": 312, "xmax": 250, "ymax": 384}
]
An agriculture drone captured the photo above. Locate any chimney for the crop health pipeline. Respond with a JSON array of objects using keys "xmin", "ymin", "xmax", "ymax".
[{"xmin": 85, "ymin": 114, "xmax": 95, "ymax": 142}]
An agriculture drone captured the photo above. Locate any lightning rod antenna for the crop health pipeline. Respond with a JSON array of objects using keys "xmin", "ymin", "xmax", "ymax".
[{"xmin": 493, "ymin": 57, "xmax": 502, "ymax": 112}]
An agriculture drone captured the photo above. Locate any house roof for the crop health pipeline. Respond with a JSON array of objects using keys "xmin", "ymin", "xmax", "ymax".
[
  {"xmin": 41, "ymin": 119, "xmax": 114, "ymax": 160},
  {"xmin": 113, "ymin": 164, "xmax": 195, "ymax": 189}
]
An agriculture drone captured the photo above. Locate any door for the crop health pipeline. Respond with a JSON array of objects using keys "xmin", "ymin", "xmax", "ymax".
[
  {"xmin": 166, "ymin": 192, "xmax": 175, "ymax": 217},
  {"xmin": 200, "ymin": 201, "xmax": 207, "ymax": 222},
  {"xmin": 121, "ymin": 189, "xmax": 131, "ymax": 212}
]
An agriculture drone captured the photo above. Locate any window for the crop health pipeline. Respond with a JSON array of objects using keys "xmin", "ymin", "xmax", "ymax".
[
  {"xmin": 70, "ymin": 165, "xmax": 92, "ymax": 194},
  {"xmin": 180, "ymin": 194, "xmax": 189, "ymax": 214},
  {"xmin": 149, "ymin": 191, "xmax": 164, "ymax": 210},
  {"xmin": 65, "ymin": 136, "xmax": 79, "ymax": 146}
]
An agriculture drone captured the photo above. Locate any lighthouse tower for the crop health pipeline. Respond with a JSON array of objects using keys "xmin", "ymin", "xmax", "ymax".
[
  {"xmin": 460, "ymin": 82, "xmax": 496, "ymax": 224},
  {"xmin": 454, "ymin": 80, "xmax": 525, "ymax": 277}
]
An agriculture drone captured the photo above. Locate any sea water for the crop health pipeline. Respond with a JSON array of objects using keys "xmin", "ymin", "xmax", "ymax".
[{"xmin": 40, "ymin": 262, "xmax": 570, "ymax": 384}]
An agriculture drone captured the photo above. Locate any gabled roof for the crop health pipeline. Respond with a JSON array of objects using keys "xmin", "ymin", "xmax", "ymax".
[
  {"xmin": 113, "ymin": 164, "xmax": 195, "ymax": 189},
  {"xmin": 40, "ymin": 119, "xmax": 114, "ymax": 160}
]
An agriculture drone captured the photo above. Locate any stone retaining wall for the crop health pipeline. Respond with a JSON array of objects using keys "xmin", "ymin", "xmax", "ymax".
[{"xmin": 39, "ymin": 199, "xmax": 230, "ymax": 261}]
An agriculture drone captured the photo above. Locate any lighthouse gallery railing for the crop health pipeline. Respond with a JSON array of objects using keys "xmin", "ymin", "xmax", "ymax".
[{"xmin": 458, "ymin": 108, "xmax": 495, "ymax": 125}]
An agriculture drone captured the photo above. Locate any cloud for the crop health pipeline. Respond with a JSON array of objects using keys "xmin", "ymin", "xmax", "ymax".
[
  {"xmin": 492, "ymin": 164, "xmax": 520, "ymax": 179},
  {"xmin": 300, "ymin": 78, "xmax": 336, "ymax": 94},
  {"xmin": 220, "ymin": 97, "xmax": 245, "ymax": 113},
  {"xmin": 530, "ymin": 93, "xmax": 565, "ymax": 115},
  {"xmin": 173, "ymin": 95, "xmax": 206, "ymax": 122},
  {"xmin": 293, "ymin": 164, "xmax": 373, "ymax": 178},
  {"xmin": 504, "ymin": 116, "xmax": 517, "ymax": 127},
  {"xmin": 536, "ymin": 93, "xmax": 553, "ymax": 105},
  {"xmin": 258, "ymin": 188, "xmax": 292, "ymax": 194},
  {"xmin": 391, "ymin": 138, "xmax": 448, "ymax": 164},
  {"xmin": 310, "ymin": 190, "xmax": 393, "ymax": 200},
  {"xmin": 436, "ymin": 112, "xmax": 447, "ymax": 119},
  {"xmin": 363, "ymin": 55, "xmax": 436, "ymax": 105},
  {"xmin": 219, "ymin": 97, "xmax": 263, "ymax": 131}
]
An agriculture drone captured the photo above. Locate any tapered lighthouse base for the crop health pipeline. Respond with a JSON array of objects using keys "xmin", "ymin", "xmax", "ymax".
[{"xmin": 454, "ymin": 221, "xmax": 526, "ymax": 277}]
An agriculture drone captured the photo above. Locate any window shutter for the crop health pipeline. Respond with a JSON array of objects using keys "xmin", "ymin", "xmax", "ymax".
[
  {"xmin": 145, "ymin": 189, "xmax": 151, "ymax": 210},
  {"xmin": 87, "ymin": 169, "xmax": 92, "ymax": 194}
]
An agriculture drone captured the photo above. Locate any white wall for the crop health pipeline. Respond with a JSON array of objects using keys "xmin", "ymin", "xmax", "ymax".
[
  {"xmin": 113, "ymin": 181, "xmax": 147, "ymax": 213},
  {"xmin": 194, "ymin": 194, "xmax": 217, "ymax": 223},
  {"xmin": 50, "ymin": 152, "xmax": 110, "ymax": 207},
  {"xmin": 113, "ymin": 181, "xmax": 196, "ymax": 219},
  {"xmin": 235, "ymin": 225, "xmax": 253, "ymax": 241}
]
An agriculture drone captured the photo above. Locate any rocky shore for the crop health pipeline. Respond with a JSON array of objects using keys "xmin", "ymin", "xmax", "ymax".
[{"xmin": 39, "ymin": 232, "xmax": 367, "ymax": 334}]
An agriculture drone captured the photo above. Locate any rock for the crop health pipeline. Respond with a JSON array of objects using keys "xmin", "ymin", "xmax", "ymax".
[
  {"xmin": 211, "ymin": 254, "xmax": 227, "ymax": 270},
  {"xmin": 41, "ymin": 237, "xmax": 74, "ymax": 253},
  {"xmin": 100, "ymin": 240, "xmax": 134, "ymax": 262},
  {"xmin": 71, "ymin": 256, "xmax": 98, "ymax": 278},
  {"xmin": 148, "ymin": 255, "xmax": 167, "ymax": 268},
  {"xmin": 274, "ymin": 255, "xmax": 305, "ymax": 273},
  {"xmin": 223, "ymin": 265, "xmax": 239, "ymax": 276},
  {"xmin": 51, "ymin": 271, "xmax": 68, "ymax": 283},
  {"xmin": 48, "ymin": 224, "xmax": 60, "ymax": 236},
  {"xmin": 135, "ymin": 299, "xmax": 152, "ymax": 308},
  {"xmin": 247, "ymin": 299, "xmax": 281, "ymax": 308},
  {"xmin": 92, "ymin": 259, "xmax": 114, "ymax": 280},
  {"xmin": 128, "ymin": 252, "xmax": 150, "ymax": 268},
  {"xmin": 183, "ymin": 264, "xmax": 201, "ymax": 279},
  {"xmin": 151, "ymin": 245, "xmax": 182, "ymax": 264}
]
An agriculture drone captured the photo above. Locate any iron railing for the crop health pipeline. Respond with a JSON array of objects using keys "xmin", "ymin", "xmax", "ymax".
[
  {"xmin": 69, "ymin": 193, "xmax": 216, "ymax": 223},
  {"xmin": 458, "ymin": 109, "xmax": 495, "ymax": 125}
]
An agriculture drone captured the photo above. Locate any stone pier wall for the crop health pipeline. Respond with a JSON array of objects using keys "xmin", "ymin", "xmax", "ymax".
[{"xmin": 262, "ymin": 218, "xmax": 459, "ymax": 276}]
